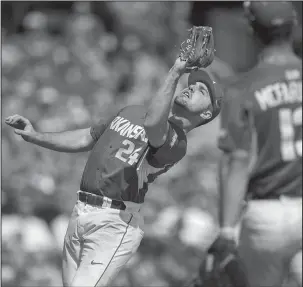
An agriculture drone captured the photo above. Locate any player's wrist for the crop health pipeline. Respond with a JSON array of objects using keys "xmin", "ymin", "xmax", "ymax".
[
  {"xmin": 26, "ymin": 130, "xmax": 39, "ymax": 143},
  {"xmin": 219, "ymin": 226, "xmax": 237, "ymax": 240},
  {"xmin": 172, "ymin": 58, "xmax": 187, "ymax": 75}
]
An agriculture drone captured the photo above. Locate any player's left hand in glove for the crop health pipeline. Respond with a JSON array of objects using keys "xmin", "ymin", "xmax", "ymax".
[
  {"xmin": 174, "ymin": 26, "xmax": 215, "ymax": 75},
  {"xmin": 179, "ymin": 25, "xmax": 215, "ymax": 71}
]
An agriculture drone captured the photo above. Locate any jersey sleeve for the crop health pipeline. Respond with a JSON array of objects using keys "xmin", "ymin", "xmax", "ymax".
[
  {"xmin": 217, "ymin": 91, "xmax": 253, "ymax": 154},
  {"xmin": 149, "ymin": 122, "xmax": 187, "ymax": 167},
  {"xmin": 90, "ymin": 113, "xmax": 116, "ymax": 141}
]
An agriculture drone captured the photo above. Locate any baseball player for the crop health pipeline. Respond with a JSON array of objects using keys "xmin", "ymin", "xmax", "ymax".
[
  {"xmin": 216, "ymin": 2, "xmax": 302, "ymax": 287},
  {"xmin": 5, "ymin": 27, "xmax": 221, "ymax": 287}
]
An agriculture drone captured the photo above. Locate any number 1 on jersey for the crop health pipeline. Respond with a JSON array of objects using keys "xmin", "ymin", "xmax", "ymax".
[{"xmin": 279, "ymin": 107, "xmax": 302, "ymax": 161}]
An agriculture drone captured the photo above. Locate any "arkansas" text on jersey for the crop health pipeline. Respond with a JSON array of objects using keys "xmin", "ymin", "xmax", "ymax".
[{"xmin": 109, "ymin": 116, "xmax": 148, "ymax": 143}]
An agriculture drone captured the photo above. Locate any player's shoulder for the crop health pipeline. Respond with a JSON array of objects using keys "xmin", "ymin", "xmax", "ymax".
[
  {"xmin": 117, "ymin": 105, "xmax": 147, "ymax": 120},
  {"xmin": 249, "ymin": 57, "xmax": 302, "ymax": 81},
  {"xmin": 119, "ymin": 104, "xmax": 146, "ymax": 114},
  {"xmin": 219, "ymin": 73, "xmax": 252, "ymax": 124},
  {"xmin": 245, "ymin": 58, "xmax": 302, "ymax": 95},
  {"xmin": 224, "ymin": 62, "xmax": 279, "ymax": 101},
  {"xmin": 223, "ymin": 72, "xmax": 249, "ymax": 104}
]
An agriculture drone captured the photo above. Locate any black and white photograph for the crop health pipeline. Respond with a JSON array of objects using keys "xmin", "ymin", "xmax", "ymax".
[{"xmin": 2, "ymin": 1, "xmax": 302, "ymax": 287}]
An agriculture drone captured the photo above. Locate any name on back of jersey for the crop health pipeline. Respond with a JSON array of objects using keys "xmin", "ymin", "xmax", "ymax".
[
  {"xmin": 109, "ymin": 116, "xmax": 148, "ymax": 143},
  {"xmin": 254, "ymin": 70, "xmax": 302, "ymax": 111}
]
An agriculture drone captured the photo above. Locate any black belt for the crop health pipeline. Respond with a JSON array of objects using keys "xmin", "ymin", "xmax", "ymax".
[
  {"xmin": 78, "ymin": 191, "xmax": 126, "ymax": 211},
  {"xmin": 250, "ymin": 193, "xmax": 301, "ymax": 200}
]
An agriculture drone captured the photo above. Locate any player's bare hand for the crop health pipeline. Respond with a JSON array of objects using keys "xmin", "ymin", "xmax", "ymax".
[{"xmin": 5, "ymin": 114, "xmax": 36, "ymax": 141}]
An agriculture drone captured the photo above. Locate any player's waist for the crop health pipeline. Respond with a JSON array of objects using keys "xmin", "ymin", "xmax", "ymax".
[
  {"xmin": 248, "ymin": 192, "xmax": 302, "ymax": 201},
  {"xmin": 77, "ymin": 190, "xmax": 142, "ymax": 213},
  {"xmin": 247, "ymin": 174, "xmax": 302, "ymax": 200}
]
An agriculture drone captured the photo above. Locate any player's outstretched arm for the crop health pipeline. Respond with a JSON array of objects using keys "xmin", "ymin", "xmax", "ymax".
[
  {"xmin": 144, "ymin": 26, "xmax": 215, "ymax": 147},
  {"xmin": 144, "ymin": 58, "xmax": 187, "ymax": 148},
  {"xmin": 219, "ymin": 151, "xmax": 250, "ymax": 229},
  {"xmin": 5, "ymin": 115, "xmax": 95, "ymax": 153},
  {"xmin": 217, "ymin": 94, "xmax": 252, "ymax": 232}
]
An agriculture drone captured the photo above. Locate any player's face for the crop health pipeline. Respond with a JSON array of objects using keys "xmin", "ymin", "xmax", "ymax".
[{"xmin": 174, "ymin": 81, "xmax": 212, "ymax": 114}]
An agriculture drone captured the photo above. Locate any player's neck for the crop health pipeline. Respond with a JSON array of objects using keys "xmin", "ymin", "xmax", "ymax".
[
  {"xmin": 259, "ymin": 42, "xmax": 297, "ymax": 63},
  {"xmin": 169, "ymin": 115, "xmax": 192, "ymax": 133}
]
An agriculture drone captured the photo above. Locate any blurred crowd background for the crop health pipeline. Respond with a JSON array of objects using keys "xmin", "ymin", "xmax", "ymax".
[{"xmin": 1, "ymin": 1, "xmax": 302, "ymax": 287}]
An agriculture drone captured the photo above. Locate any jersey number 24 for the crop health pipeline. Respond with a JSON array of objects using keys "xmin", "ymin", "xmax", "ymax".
[
  {"xmin": 115, "ymin": 139, "xmax": 143, "ymax": 166},
  {"xmin": 279, "ymin": 106, "xmax": 302, "ymax": 161}
]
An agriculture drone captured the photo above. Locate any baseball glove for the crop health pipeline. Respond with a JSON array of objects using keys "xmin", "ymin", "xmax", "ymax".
[
  {"xmin": 184, "ymin": 238, "xmax": 250, "ymax": 287},
  {"xmin": 207, "ymin": 237, "xmax": 250, "ymax": 287},
  {"xmin": 179, "ymin": 26, "xmax": 215, "ymax": 70}
]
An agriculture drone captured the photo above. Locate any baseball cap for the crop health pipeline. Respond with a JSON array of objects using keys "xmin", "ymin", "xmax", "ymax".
[
  {"xmin": 188, "ymin": 69, "xmax": 222, "ymax": 116},
  {"xmin": 243, "ymin": 1, "xmax": 297, "ymax": 28}
]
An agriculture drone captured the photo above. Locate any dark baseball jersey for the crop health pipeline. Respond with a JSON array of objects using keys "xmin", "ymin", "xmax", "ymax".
[
  {"xmin": 218, "ymin": 58, "xmax": 302, "ymax": 199},
  {"xmin": 80, "ymin": 105, "xmax": 187, "ymax": 203}
]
